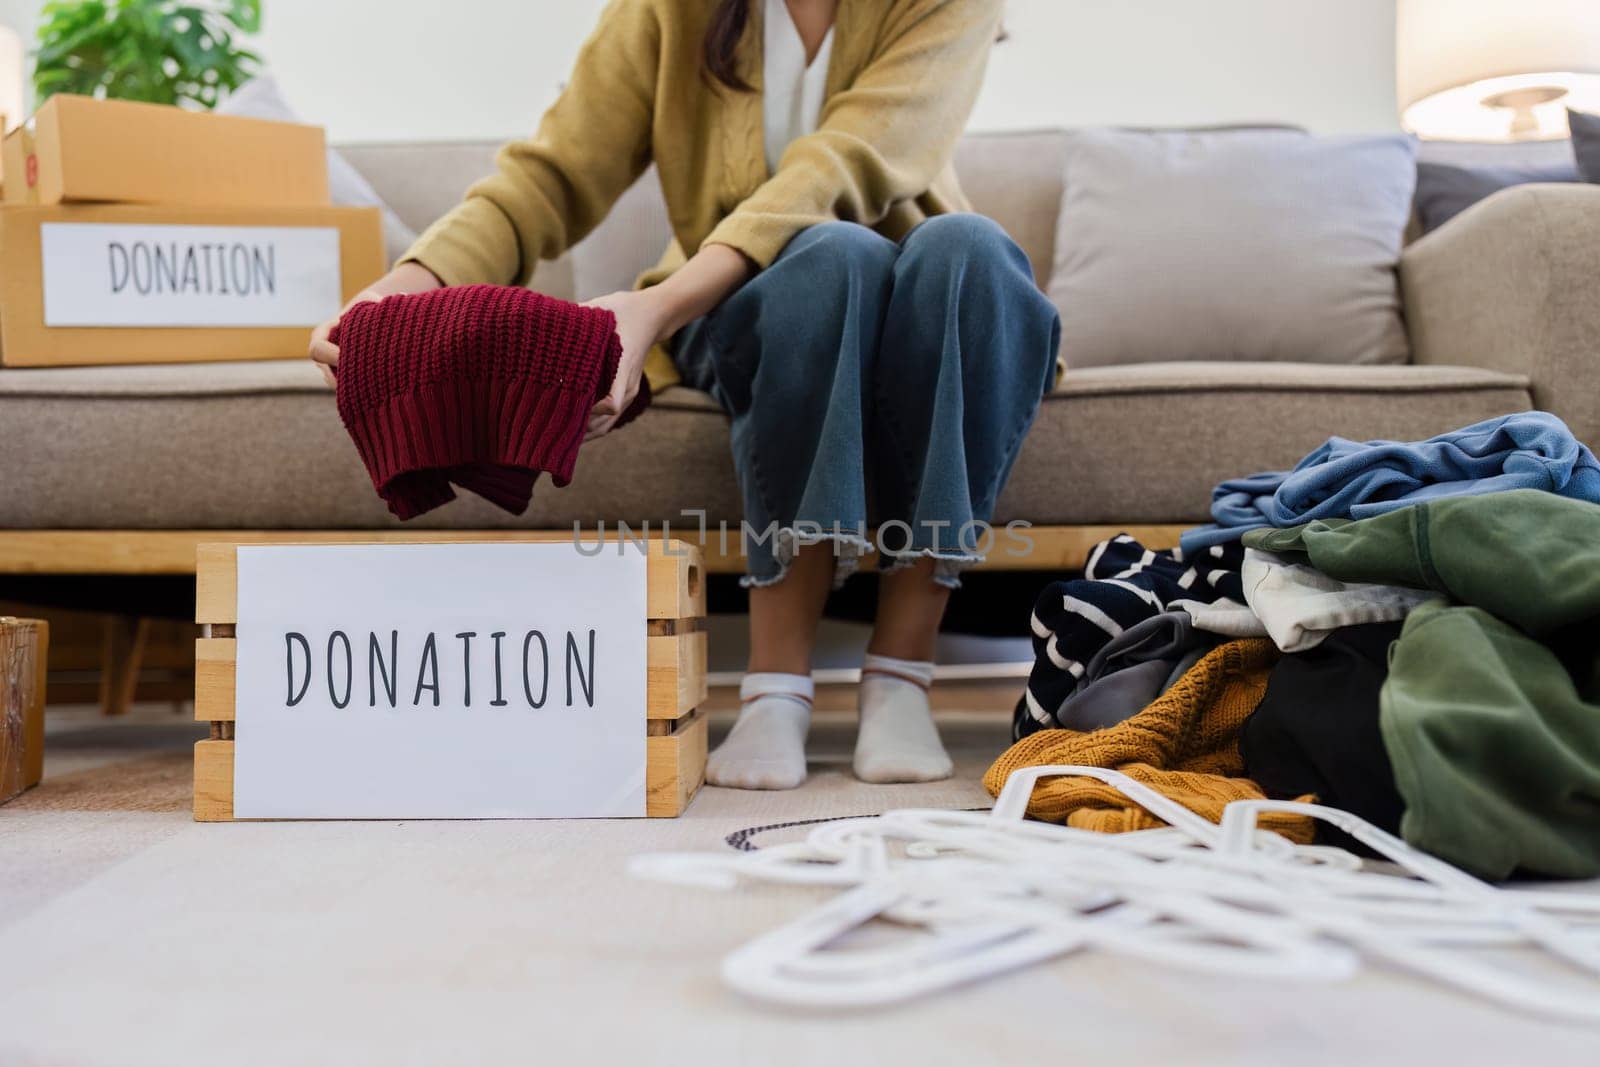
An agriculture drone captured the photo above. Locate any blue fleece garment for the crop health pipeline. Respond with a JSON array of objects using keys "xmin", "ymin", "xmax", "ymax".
[{"xmin": 1180, "ymin": 412, "xmax": 1600, "ymax": 553}]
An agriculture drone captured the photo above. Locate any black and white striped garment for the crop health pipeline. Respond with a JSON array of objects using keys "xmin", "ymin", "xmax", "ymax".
[{"xmin": 1013, "ymin": 534, "xmax": 1247, "ymax": 740}]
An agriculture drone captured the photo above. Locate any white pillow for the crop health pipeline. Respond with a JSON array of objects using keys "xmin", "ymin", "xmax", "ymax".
[
  {"xmin": 219, "ymin": 76, "xmax": 417, "ymax": 266},
  {"xmin": 1048, "ymin": 129, "xmax": 1417, "ymax": 368}
]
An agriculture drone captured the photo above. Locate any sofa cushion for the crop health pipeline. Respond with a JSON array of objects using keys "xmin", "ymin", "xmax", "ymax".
[
  {"xmin": 1414, "ymin": 159, "xmax": 1578, "ymax": 234},
  {"xmin": 1049, "ymin": 129, "xmax": 1418, "ymax": 369},
  {"xmin": 1406, "ymin": 137, "xmax": 1586, "ymax": 241},
  {"xmin": 0, "ymin": 361, "xmax": 1530, "ymax": 535},
  {"xmin": 1570, "ymin": 109, "xmax": 1600, "ymax": 183}
]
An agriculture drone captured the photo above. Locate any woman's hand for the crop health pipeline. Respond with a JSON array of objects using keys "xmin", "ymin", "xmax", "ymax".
[
  {"xmin": 580, "ymin": 244, "xmax": 755, "ymax": 440},
  {"xmin": 582, "ymin": 287, "xmax": 670, "ymax": 440},
  {"xmin": 308, "ymin": 261, "xmax": 444, "ymax": 388}
]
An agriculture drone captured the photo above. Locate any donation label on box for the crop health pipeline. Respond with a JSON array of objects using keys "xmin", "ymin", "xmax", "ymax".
[
  {"xmin": 39, "ymin": 222, "xmax": 342, "ymax": 327},
  {"xmin": 232, "ymin": 544, "xmax": 649, "ymax": 820}
]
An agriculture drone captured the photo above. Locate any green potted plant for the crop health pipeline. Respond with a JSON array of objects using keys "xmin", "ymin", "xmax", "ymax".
[{"xmin": 32, "ymin": 0, "xmax": 262, "ymax": 109}]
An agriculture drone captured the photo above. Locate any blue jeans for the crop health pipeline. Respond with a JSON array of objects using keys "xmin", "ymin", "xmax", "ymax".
[{"xmin": 671, "ymin": 215, "xmax": 1060, "ymax": 588}]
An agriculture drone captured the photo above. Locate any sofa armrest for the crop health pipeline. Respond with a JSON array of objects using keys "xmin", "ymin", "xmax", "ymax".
[{"xmin": 1401, "ymin": 183, "xmax": 1600, "ymax": 447}]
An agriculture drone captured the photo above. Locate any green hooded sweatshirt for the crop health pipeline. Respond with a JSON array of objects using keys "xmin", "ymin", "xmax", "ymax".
[{"xmin": 1243, "ymin": 490, "xmax": 1600, "ymax": 880}]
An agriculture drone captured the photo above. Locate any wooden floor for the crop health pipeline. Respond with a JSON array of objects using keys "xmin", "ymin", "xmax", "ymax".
[{"xmin": 0, "ymin": 525, "xmax": 1187, "ymax": 576}]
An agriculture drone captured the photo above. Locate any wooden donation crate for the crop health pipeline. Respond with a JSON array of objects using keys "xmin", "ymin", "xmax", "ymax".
[
  {"xmin": 192, "ymin": 538, "xmax": 708, "ymax": 820},
  {"xmin": 1, "ymin": 616, "xmax": 48, "ymax": 805}
]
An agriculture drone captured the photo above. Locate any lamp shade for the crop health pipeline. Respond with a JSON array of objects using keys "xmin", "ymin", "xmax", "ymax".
[
  {"xmin": 1398, "ymin": 0, "xmax": 1600, "ymax": 141},
  {"xmin": 0, "ymin": 26, "xmax": 22, "ymax": 132}
]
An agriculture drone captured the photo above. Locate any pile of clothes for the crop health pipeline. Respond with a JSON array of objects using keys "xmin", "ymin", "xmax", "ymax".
[{"xmin": 996, "ymin": 412, "xmax": 1600, "ymax": 881}]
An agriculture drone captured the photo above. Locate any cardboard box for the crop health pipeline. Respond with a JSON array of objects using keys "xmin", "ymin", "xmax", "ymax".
[
  {"xmin": 0, "ymin": 203, "xmax": 384, "ymax": 367},
  {"xmin": 0, "ymin": 617, "xmax": 48, "ymax": 806},
  {"xmin": 2, "ymin": 94, "xmax": 329, "ymax": 208}
]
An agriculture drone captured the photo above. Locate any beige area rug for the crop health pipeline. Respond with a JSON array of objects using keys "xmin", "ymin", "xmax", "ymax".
[{"xmin": 1, "ymin": 707, "xmax": 1597, "ymax": 1066}]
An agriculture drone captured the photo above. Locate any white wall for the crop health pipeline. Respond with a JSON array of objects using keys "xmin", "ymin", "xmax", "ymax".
[
  {"xmin": 0, "ymin": 0, "xmax": 30, "ymax": 127},
  {"xmin": 0, "ymin": 0, "xmax": 27, "ymax": 39},
  {"xmin": 972, "ymin": 0, "xmax": 1398, "ymax": 134},
  {"xmin": 1, "ymin": 0, "xmax": 1401, "ymax": 140}
]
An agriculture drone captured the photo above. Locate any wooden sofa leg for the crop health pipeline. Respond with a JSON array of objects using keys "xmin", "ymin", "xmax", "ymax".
[{"xmin": 98, "ymin": 616, "xmax": 150, "ymax": 717}]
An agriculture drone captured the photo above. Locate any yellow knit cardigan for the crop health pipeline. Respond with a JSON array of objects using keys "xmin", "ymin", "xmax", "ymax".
[{"xmin": 401, "ymin": 0, "xmax": 1004, "ymax": 392}]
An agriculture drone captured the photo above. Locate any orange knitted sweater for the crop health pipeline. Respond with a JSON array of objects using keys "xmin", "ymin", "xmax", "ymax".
[{"xmin": 984, "ymin": 639, "xmax": 1316, "ymax": 843}]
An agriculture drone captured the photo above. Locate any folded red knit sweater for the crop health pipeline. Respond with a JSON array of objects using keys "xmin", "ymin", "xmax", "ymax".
[{"xmin": 331, "ymin": 285, "xmax": 649, "ymax": 521}]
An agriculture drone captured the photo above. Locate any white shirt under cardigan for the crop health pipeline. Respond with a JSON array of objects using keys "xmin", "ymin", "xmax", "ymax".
[{"xmin": 763, "ymin": 0, "xmax": 835, "ymax": 174}]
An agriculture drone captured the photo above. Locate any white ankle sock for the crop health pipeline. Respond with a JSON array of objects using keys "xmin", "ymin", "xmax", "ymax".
[
  {"xmin": 853, "ymin": 653, "xmax": 953, "ymax": 784},
  {"xmin": 706, "ymin": 672, "xmax": 813, "ymax": 790}
]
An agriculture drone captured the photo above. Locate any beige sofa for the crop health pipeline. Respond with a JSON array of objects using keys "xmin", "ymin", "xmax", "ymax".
[{"xmin": 1, "ymin": 130, "xmax": 1596, "ymax": 576}]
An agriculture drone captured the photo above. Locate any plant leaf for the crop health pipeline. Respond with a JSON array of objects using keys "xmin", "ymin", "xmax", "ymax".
[
  {"xmin": 227, "ymin": 0, "xmax": 262, "ymax": 35},
  {"xmin": 32, "ymin": 0, "xmax": 265, "ymax": 111}
]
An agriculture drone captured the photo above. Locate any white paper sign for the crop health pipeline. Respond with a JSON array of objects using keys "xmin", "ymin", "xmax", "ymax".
[
  {"xmin": 233, "ymin": 543, "xmax": 648, "ymax": 819},
  {"xmin": 39, "ymin": 222, "xmax": 342, "ymax": 327}
]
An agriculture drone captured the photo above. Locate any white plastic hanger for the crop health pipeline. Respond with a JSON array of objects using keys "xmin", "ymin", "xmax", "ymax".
[{"xmin": 631, "ymin": 766, "xmax": 1600, "ymax": 1021}]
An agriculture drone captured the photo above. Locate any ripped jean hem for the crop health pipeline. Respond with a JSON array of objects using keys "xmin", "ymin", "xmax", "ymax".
[
  {"xmin": 879, "ymin": 546, "xmax": 984, "ymax": 590},
  {"xmin": 740, "ymin": 527, "xmax": 875, "ymax": 590},
  {"xmin": 742, "ymin": 539, "xmax": 983, "ymax": 591}
]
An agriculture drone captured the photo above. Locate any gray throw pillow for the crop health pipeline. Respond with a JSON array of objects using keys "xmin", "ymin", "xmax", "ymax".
[
  {"xmin": 1048, "ymin": 129, "xmax": 1417, "ymax": 368},
  {"xmin": 1571, "ymin": 109, "xmax": 1600, "ymax": 183},
  {"xmin": 1415, "ymin": 160, "xmax": 1577, "ymax": 233}
]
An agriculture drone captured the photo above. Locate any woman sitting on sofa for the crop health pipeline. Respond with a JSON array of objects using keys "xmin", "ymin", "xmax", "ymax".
[{"xmin": 308, "ymin": 0, "xmax": 1060, "ymax": 789}]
